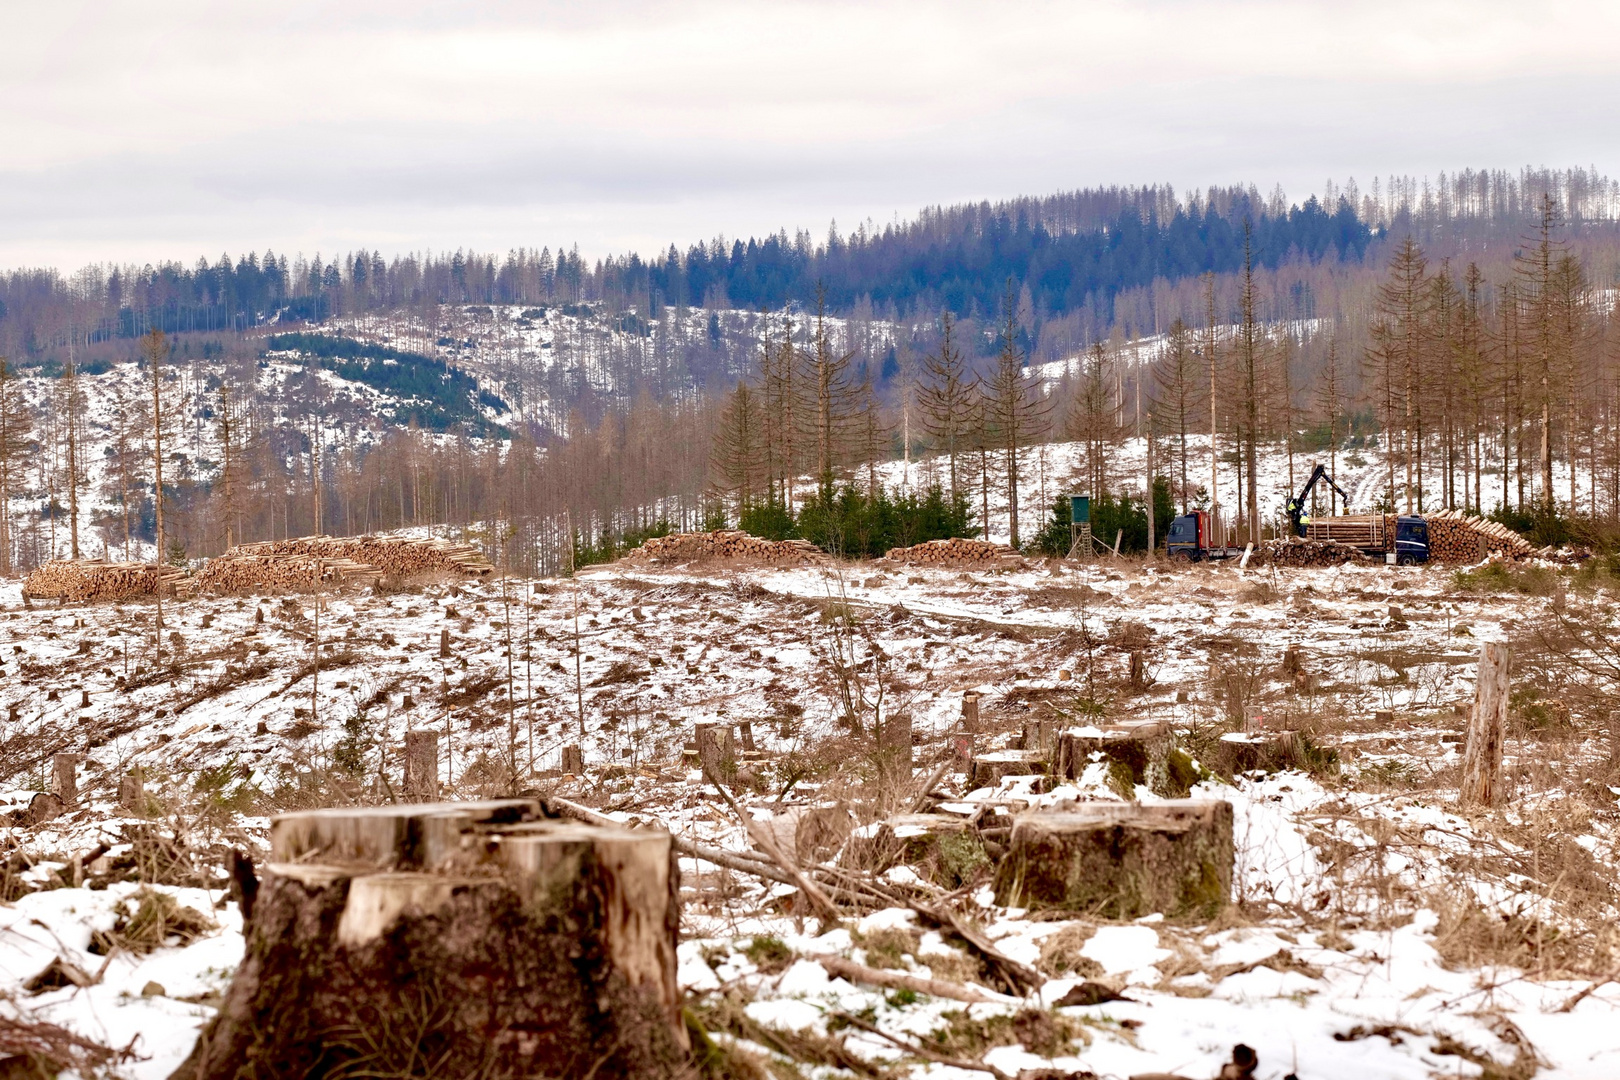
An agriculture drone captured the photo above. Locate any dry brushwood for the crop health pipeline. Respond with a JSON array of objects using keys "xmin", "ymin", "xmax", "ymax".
[
  {"xmin": 623, "ymin": 530, "xmax": 825, "ymax": 565},
  {"xmin": 22, "ymin": 559, "xmax": 187, "ymax": 603},
  {"xmin": 0, "ymin": 1011, "xmax": 138, "ymax": 1076}
]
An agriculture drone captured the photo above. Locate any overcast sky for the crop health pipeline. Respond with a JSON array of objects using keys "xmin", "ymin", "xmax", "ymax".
[{"xmin": 5, "ymin": 0, "xmax": 1619, "ymax": 271}]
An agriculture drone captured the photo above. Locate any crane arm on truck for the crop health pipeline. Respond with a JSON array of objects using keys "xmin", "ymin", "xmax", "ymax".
[{"xmin": 1286, "ymin": 464, "xmax": 1352, "ymax": 536}]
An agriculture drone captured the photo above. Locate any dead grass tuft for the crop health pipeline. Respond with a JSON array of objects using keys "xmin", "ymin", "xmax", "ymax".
[
  {"xmin": 89, "ymin": 887, "xmax": 216, "ymax": 956},
  {"xmin": 1036, "ymin": 923, "xmax": 1104, "ymax": 979}
]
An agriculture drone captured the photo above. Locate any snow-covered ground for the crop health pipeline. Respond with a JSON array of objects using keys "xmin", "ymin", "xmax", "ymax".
[{"xmin": 2, "ymin": 541, "xmax": 1617, "ymax": 1075}]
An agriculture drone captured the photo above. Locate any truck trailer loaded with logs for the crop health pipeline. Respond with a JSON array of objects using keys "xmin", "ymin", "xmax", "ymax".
[{"xmin": 1284, "ymin": 463, "xmax": 1431, "ymax": 565}]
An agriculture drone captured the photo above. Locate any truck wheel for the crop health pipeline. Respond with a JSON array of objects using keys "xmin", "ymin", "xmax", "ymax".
[{"xmin": 1171, "ymin": 551, "xmax": 1193, "ymax": 564}]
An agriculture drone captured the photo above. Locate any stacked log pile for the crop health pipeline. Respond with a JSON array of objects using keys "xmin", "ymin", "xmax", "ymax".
[
  {"xmin": 881, "ymin": 538, "xmax": 1023, "ymax": 567},
  {"xmin": 1258, "ymin": 538, "xmax": 1369, "ymax": 568},
  {"xmin": 625, "ymin": 530, "xmax": 825, "ymax": 565},
  {"xmin": 202, "ymin": 535, "xmax": 493, "ymax": 591},
  {"xmin": 22, "ymin": 560, "xmax": 187, "ymax": 602},
  {"xmin": 1425, "ymin": 509, "xmax": 1534, "ymax": 563},
  {"xmin": 196, "ymin": 553, "xmax": 384, "ymax": 594}
]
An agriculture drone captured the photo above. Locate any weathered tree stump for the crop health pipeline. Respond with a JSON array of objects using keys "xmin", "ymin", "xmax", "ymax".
[
  {"xmin": 1460, "ymin": 642, "xmax": 1511, "ymax": 807},
  {"xmin": 118, "ymin": 769, "xmax": 145, "ymax": 814},
  {"xmin": 1213, "ymin": 730, "xmax": 1311, "ymax": 775},
  {"xmin": 968, "ymin": 750, "xmax": 1047, "ymax": 790},
  {"xmin": 694, "ymin": 722, "xmax": 734, "ymax": 782},
  {"xmin": 1281, "ymin": 645, "xmax": 1301, "ymax": 676},
  {"xmin": 560, "ymin": 744, "xmax": 585, "ymax": 775},
  {"xmin": 170, "ymin": 800, "xmax": 686, "ymax": 1080},
  {"xmin": 993, "ymin": 800, "xmax": 1233, "ymax": 918},
  {"xmin": 880, "ymin": 711, "xmax": 913, "ymax": 775},
  {"xmin": 1128, "ymin": 650, "xmax": 1147, "ymax": 690},
  {"xmin": 51, "ymin": 753, "xmax": 84, "ymax": 806},
  {"xmin": 737, "ymin": 720, "xmax": 756, "ymax": 753},
  {"xmin": 846, "ymin": 813, "xmax": 987, "ymax": 887},
  {"xmin": 961, "ymin": 693, "xmax": 981, "ymax": 734},
  {"xmin": 1054, "ymin": 721, "xmax": 1169, "ymax": 785},
  {"xmin": 1020, "ymin": 718, "xmax": 1058, "ymax": 755},
  {"xmin": 403, "ymin": 731, "xmax": 439, "ymax": 800},
  {"xmin": 952, "ymin": 730, "xmax": 975, "ymax": 765},
  {"xmin": 439, "ymin": 627, "xmax": 450, "ymax": 658}
]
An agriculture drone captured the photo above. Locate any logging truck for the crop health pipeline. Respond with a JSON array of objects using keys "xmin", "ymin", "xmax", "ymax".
[
  {"xmin": 1286, "ymin": 464, "xmax": 1430, "ymax": 565},
  {"xmin": 1165, "ymin": 511, "xmax": 1244, "ymax": 561}
]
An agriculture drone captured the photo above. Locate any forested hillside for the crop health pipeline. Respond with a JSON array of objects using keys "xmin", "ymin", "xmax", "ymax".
[{"xmin": 0, "ymin": 166, "xmax": 1617, "ymax": 576}]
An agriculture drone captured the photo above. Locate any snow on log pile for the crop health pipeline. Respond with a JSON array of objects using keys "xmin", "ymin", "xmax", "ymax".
[
  {"xmin": 22, "ymin": 559, "xmax": 188, "ymax": 602},
  {"xmin": 881, "ymin": 538, "xmax": 1024, "ymax": 567},
  {"xmin": 195, "ymin": 553, "xmax": 385, "ymax": 594},
  {"xmin": 624, "ymin": 530, "xmax": 825, "ymax": 565},
  {"xmin": 1259, "ymin": 538, "xmax": 1368, "ymax": 568},
  {"xmin": 206, "ymin": 535, "xmax": 494, "ymax": 587},
  {"xmin": 1425, "ymin": 509, "xmax": 1534, "ymax": 563}
]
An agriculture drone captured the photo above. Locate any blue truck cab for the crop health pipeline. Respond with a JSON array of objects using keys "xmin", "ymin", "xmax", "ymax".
[{"xmin": 1394, "ymin": 515, "xmax": 1430, "ymax": 565}]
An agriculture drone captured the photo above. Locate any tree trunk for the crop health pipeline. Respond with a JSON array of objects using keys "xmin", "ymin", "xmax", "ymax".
[
  {"xmin": 403, "ymin": 731, "xmax": 439, "ymax": 800},
  {"xmin": 1460, "ymin": 642, "xmax": 1511, "ymax": 807},
  {"xmin": 171, "ymin": 800, "xmax": 686, "ymax": 1080},
  {"xmin": 51, "ymin": 753, "xmax": 84, "ymax": 806}
]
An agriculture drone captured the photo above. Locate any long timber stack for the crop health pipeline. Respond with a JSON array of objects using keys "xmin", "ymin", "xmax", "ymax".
[
  {"xmin": 1425, "ymin": 509, "xmax": 1535, "ymax": 563},
  {"xmin": 23, "ymin": 559, "xmax": 188, "ymax": 602},
  {"xmin": 198, "ymin": 534, "xmax": 493, "ymax": 594},
  {"xmin": 625, "ymin": 530, "xmax": 825, "ymax": 565},
  {"xmin": 196, "ymin": 553, "xmax": 384, "ymax": 594},
  {"xmin": 880, "ymin": 538, "xmax": 1024, "ymax": 568}
]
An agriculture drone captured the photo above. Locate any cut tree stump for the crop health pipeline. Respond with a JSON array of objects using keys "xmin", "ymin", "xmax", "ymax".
[
  {"xmin": 993, "ymin": 800, "xmax": 1233, "ymax": 918},
  {"xmin": 169, "ymin": 799, "xmax": 686, "ymax": 1080},
  {"xmin": 845, "ymin": 813, "xmax": 987, "ymax": 888},
  {"xmin": 118, "ymin": 769, "xmax": 145, "ymax": 814},
  {"xmin": 694, "ymin": 722, "xmax": 734, "ymax": 782},
  {"xmin": 403, "ymin": 731, "xmax": 439, "ymax": 800},
  {"xmin": 880, "ymin": 711, "xmax": 914, "ymax": 775},
  {"xmin": 968, "ymin": 750, "xmax": 1048, "ymax": 791},
  {"xmin": 1020, "ymin": 718, "xmax": 1059, "ymax": 755},
  {"xmin": 51, "ymin": 753, "xmax": 84, "ymax": 806},
  {"xmin": 1054, "ymin": 721, "xmax": 1169, "ymax": 785},
  {"xmin": 961, "ymin": 693, "xmax": 981, "ymax": 734},
  {"xmin": 560, "ymin": 744, "xmax": 585, "ymax": 775},
  {"xmin": 1460, "ymin": 642, "xmax": 1512, "ymax": 808}
]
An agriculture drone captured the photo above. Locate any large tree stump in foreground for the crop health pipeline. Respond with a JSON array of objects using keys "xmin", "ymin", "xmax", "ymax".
[
  {"xmin": 993, "ymin": 800, "xmax": 1233, "ymax": 919},
  {"xmin": 171, "ymin": 799, "xmax": 685, "ymax": 1080}
]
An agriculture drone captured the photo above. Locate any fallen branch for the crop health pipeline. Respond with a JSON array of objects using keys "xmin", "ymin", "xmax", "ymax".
[
  {"xmin": 909, "ymin": 757, "xmax": 955, "ymax": 814},
  {"xmin": 817, "ymin": 955, "xmax": 1015, "ymax": 1005},
  {"xmin": 548, "ymin": 796, "xmax": 800, "ymax": 889},
  {"xmin": 703, "ymin": 763, "xmax": 842, "ymax": 922},
  {"xmin": 829, "ymin": 1010, "xmax": 1014, "ymax": 1080},
  {"xmin": 909, "ymin": 899, "xmax": 1044, "ymax": 996},
  {"xmin": 1558, "ymin": 975, "xmax": 1617, "ymax": 1013}
]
